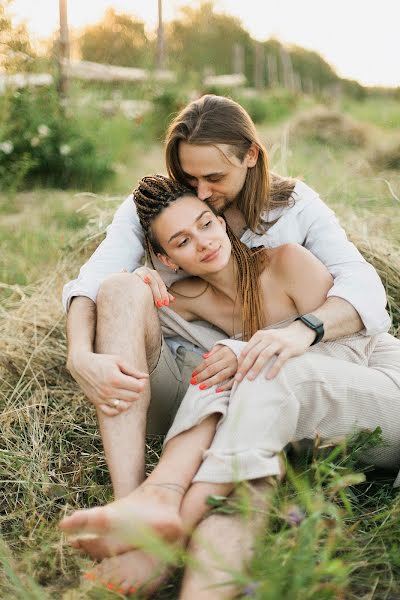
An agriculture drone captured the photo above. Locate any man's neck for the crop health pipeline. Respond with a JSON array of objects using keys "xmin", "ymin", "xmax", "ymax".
[{"xmin": 223, "ymin": 206, "xmax": 247, "ymax": 238}]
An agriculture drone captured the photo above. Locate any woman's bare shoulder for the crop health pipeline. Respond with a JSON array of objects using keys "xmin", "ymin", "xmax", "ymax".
[{"xmin": 268, "ymin": 243, "xmax": 325, "ymax": 275}]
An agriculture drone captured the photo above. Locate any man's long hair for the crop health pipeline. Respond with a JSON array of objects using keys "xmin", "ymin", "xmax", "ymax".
[
  {"xmin": 133, "ymin": 174, "xmax": 267, "ymax": 340},
  {"xmin": 165, "ymin": 94, "xmax": 295, "ymax": 232}
]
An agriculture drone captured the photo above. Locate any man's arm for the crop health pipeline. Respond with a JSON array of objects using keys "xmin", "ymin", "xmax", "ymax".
[
  {"xmin": 310, "ymin": 296, "xmax": 362, "ymax": 340},
  {"xmin": 259, "ymin": 181, "xmax": 391, "ymax": 336}
]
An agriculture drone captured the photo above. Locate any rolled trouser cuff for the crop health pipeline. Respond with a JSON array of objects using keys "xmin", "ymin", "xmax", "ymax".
[{"xmin": 193, "ymin": 448, "xmax": 282, "ymax": 484}]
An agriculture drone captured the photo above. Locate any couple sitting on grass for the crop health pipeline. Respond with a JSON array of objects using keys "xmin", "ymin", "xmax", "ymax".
[{"xmin": 61, "ymin": 95, "xmax": 400, "ymax": 599}]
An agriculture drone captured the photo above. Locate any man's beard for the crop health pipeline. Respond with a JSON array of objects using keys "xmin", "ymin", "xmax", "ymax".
[{"xmin": 210, "ymin": 195, "xmax": 235, "ymax": 215}]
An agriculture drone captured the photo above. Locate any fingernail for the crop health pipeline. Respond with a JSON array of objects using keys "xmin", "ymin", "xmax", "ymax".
[
  {"xmin": 202, "ymin": 352, "xmax": 210, "ymax": 358},
  {"xmin": 199, "ymin": 383, "xmax": 207, "ymax": 390},
  {"xmin": 106, "ymin": 582, "xmax": 115, "ymax": 590},
  {"xmin": 170, "ymin": 296, "xmax": 175, "ymax": 301},
  {"xmin": 191, "ymin": 371, "xmax": 197, "ymax": 377},
  {"xmin": 83, "ymin": 572, "xmax": 95, "ymax": 581},
  {"xmin": 144, "ymin": 276, "xmax": 151, "ymax": 283},
  {"xmin": 216, "ymin": 387, "xmax": 223, "ymax": 393},
  {"xmin": 163, "ymin": 299, "xmax": 169, "ymax": 306},
  {"xmin": 128, "ymin": 587, "xmax": 138, "ymax": 594},
  {"xmin": 190, "ymin": 377, "xmax": 197, "ymax": 385},
  {"xmin": 156, "ymin": 299, "xmax": 163, "ymax": 308}
]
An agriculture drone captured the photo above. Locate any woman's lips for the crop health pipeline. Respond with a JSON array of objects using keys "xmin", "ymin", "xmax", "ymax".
[{"xmin": 201, "ymin": 247, "xmax": 220, "ymax": 262}]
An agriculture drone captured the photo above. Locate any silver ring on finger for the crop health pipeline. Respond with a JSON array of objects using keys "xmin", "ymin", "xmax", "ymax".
[{"xmin": 112, "ymin": 399, "xmax": 120, "ymax": 408}]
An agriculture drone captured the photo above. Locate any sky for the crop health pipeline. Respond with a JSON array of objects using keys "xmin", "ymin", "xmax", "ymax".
[{"xmin": 10, "ymin": 0, "xmax": 400, "ymax": 88}]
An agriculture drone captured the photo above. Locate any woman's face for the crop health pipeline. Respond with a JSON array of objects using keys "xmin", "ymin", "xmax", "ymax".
[{"xmin": 151, "ymin": 194, "xmax": 232, "ymax": 276}]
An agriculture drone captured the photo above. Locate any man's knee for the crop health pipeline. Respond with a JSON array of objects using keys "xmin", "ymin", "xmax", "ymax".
[{"xmin": 97, "ymin": 272, "xmax": 153, "ymax": 310}]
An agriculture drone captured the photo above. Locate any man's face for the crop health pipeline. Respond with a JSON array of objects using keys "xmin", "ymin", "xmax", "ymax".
[{"xmin": 178, "ymin": 142, "xmax": 255, "ymax": 213}]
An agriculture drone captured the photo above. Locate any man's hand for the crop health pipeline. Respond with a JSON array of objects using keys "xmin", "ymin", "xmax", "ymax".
[
  {"xmin": 133, "ymin": 266, "xmax": 174, "ymax": 307},
  {"xmin": 67, "ymin": 352, "xmax": 149, "ymax": 416},
  {"xmin": 193, "ymin": 344, "xmax": 237, "ymax": 392},
  {"xmin": 235, "ymin": 322, "xmax": 316, "ymax": 383}
]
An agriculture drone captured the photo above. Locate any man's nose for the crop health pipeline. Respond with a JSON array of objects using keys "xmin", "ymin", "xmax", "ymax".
[{"xmin": 197, "ymin": 180, "xmax": 212, "ymax": 201}]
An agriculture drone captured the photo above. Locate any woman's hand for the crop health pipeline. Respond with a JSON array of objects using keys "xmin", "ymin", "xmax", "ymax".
[
  {"xmin": 235, "ymin": 321, "xmax": 316, "ymax": 383},
  {"xmin": 133, "ymin": 266, "xmax": 175, "ymax": 307},
  {"xmin": 193, "ymin": 344, "xmax": 237, "ymax": 392}
]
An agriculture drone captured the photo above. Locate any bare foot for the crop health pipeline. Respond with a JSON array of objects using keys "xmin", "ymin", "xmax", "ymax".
[
  {"xmin": 83, "ymin": 548, "xmax": 172, "ymax": 596},
  {"xmin": 72, "ymin": 535, "xmax": 132, "ymax": 560},
  {"xmin": 60, "ymin": 485, "xmax": 184, "ymax": 549}
]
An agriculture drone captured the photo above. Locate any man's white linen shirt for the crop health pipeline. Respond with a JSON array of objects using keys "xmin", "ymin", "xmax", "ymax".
[{"xmin": 62, "ymin": 180, "xmax": 391, "ymax": 336}]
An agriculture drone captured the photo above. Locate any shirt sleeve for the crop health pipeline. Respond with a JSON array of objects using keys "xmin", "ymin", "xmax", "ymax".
[
  {"xmin": 265, "ymin": 182, "xmax": 390, "ymax": 335},
  {"xmin": 62, "ymin": 195, "xmax": 145, "ymax": 312}
]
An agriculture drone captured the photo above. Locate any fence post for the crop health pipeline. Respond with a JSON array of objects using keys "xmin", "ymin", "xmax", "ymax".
[{"xmin": 58, "ymin": 0, "xmax": 69, "ymax": 99}]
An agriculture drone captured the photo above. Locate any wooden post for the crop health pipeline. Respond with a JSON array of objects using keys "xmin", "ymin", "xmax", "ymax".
[
  {"xmin": 156, "ymin": 0, "xmax": 165, "ymax": 69},
  {"xmin": 254, "ymin": 41, "xmax": 264, "ymax": 90},
  {"xmin": 233, "ymin": 43, "xmax": 244, "ymax": 75},
  {"xmin": 58, "ymin": 0, "xmax": 69, "ymax": 98}
]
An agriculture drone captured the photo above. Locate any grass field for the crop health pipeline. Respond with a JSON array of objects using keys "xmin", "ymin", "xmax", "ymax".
[{"xmin": 1, "ymin": 93, "xmax": 400, "ymax": 599}]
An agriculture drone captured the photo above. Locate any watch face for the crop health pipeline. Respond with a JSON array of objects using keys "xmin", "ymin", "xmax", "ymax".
[{"xmin": 303, "ymin": 314, "xmax": 323, "ymax": 328}]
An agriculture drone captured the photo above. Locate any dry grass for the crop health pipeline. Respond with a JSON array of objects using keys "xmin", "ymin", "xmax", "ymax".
[{"xmin": 289, "ymin": 106, "xmax": 370, "ymax": 148}]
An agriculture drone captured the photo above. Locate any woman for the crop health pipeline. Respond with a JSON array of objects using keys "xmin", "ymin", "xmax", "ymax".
[{"xmin": 61, "ymin": 175, "xmax": 400, "ymax": 598}]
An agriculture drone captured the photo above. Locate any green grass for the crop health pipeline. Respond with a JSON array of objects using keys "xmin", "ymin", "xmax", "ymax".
[{"xmin": 1, "ymin": 92, "xmax": 400, "ymax": 599}]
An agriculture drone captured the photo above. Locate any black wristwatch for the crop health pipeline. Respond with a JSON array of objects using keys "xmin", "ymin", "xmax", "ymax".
[{"xmin": 295, "ymin": 313, "xmax": 324, "ymax": 346}]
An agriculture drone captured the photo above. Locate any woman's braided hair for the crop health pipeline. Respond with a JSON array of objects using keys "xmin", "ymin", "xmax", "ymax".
[{"xmin": 133, "ymin": 174, "xmax": 268, "ymax": 340}]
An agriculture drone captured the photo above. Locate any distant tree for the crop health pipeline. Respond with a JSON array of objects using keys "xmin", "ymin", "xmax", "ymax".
[
  {"xmin": 78, "ymin": 8, "xmax": 152, "ymax": 68},
  {"xmin": 0, "ymin": 0, "xmax": 36, "ymax": 72},
  {"xmin": 288, "ymin": 45, "xmax": 338, "ymax": 90},
  {"xmin": 166, "ymin": 2, "xmax": 254, "ymax": 80}
]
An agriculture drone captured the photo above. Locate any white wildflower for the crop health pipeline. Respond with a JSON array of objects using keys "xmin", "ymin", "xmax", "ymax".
[
  {"xmin": 0, "ymin": 141, "xmax": 14, "ymax": 154},
  {"xmin": 38, "ymin": 124, "xmax": 50, "ymax": 137},
  {"xmin": 59, "ymin": 144, "xmax": 71, "ymax": 156},
  {"xmin": 30, "ymin": 136, "xmax": 40, "ymax": 147}
]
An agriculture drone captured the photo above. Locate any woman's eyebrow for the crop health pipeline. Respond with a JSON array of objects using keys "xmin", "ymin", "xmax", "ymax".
[{"xmin": 168, "ymin": 210, "xmax": 212, "ymax": 243}]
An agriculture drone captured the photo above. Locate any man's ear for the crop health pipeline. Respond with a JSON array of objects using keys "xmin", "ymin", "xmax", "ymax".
[
  {"xmin": 246, "ymin": 143, "xmax": 259, "ymax": 168},
  {"xmin": 157, "ymin": 253, "xmax": 178, "ymax": 271}
]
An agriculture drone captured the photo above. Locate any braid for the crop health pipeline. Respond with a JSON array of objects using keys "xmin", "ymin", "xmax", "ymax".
[
  {"xmin": 133, "ymin": 174, "xmax": 194, "ymax": 257},
  {"xmin": 226, "ymin": 224, "xmax": 268, "ymax": 341},
  {"xmin": 133, "ymin": 174, "xmax": 268, "ymax": 341}
]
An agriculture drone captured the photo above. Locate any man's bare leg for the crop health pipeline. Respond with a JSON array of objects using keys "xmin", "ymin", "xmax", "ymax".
[
  {"xmin": 71, "ymin": 273, "xmax": 162, "ymax": 559},
  {"xmin": 95, "ymin": 273, "xmax": 162, "ymax": 498},
  {"xmin": 179, "ymin": 478, "xmax": 274, "ymax": 600}
]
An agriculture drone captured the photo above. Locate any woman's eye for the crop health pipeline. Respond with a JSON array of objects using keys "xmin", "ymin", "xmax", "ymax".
[
  {"xmin": 178, "ymin": 238, "xmax": 189, "ymax": 247},
  {"xmin": 202, "ymin": 220, "xmax": 212, "ymax": 228}
]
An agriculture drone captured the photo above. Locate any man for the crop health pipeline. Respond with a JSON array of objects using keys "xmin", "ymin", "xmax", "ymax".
[{"xmin": 63, "ymin": 95, "xmax": 390, "ymax": 596}]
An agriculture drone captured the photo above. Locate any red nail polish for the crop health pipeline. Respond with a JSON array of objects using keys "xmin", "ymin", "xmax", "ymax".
[
  {"xmin": 190, "ymin": 377, "xmax": 197, "ymax": 385},
  {"xmin": 191, "ymin": 371, "xmax": 197, "ymax": 377},
  {"xmin": 129, "ymin": 587, "xmax": 138, "ymax": 594},
  {"xmin": 163, "ymin": 299, "xmax": 169, "ymax": 306},
  {"xmin": 199, "ymin": 383, "xmax": 207, "ymax": 390},
  {"xmin": 156, "ymin": 299, "xmax": 163, "ymax": 308},
  {"xmin": 216, "ymin": 387, "xmax": 223, "ymax": 393},
  {"xmin": 144, "ymin": 276, "xmax": 151, "ymax": 283},
  {"xmin": 202, "ymin": 352, "xmax": 210, "ymax": 358},
  {"xmin": 106, "ymin": 583, "xmax": 115, "ymax": 590},
  {"xmin": 83, "ymin": 572, "xmax": 95, "ymax": 581}
]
